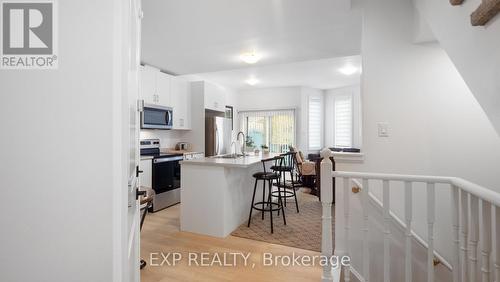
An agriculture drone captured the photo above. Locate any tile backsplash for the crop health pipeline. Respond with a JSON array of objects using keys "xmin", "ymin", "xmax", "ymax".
[{"xmin": 140, "ymin": 130, "xmax": 190, "ymax": 149}]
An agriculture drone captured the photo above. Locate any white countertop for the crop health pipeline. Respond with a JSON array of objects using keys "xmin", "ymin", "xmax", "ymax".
[
  {"xmin": 140, "ymin": 150, "xmax": 204, "ymax": 161},
  {"xmin": 180, "ymin": 153, "xmax": 279, "ymax": 168}
]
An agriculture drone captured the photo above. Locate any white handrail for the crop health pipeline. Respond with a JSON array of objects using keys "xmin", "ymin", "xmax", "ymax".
[
  {"xmin": 332, "ymin": 171, "xmax": 500, "ymax": 207},
  {"xmin": 320, "ymin": 157, "xmax": 500, "ymax": 282}
]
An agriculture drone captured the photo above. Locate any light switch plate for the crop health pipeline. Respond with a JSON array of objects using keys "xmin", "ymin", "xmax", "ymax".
[{"xmin": 378, "ymin": 122, "xmax": 389, "ymax": 137}]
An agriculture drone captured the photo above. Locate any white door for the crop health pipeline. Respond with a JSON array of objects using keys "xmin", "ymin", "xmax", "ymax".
[{"xmin": 125, "ymin": 0, "xmax": 142, "ymax": 281}]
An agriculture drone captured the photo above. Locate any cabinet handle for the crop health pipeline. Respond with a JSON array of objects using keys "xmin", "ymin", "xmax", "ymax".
[
  {"xmin": 136, "ymin": 189, "xmax": 146, "ymax": 200},
  {"xmin": 136, "ymin": 166, "xmax": 143, "ymax": 177}
]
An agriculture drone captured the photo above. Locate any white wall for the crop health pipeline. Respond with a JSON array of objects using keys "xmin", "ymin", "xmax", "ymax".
[
  {"xmin": 413, "ymin": 0, "xmax": 500, "ymax": 135},
  {"xmin": 224, "ymin": 87, "xmax": 240, "ymax": 142},
  {"xmin": 0, "ymin": 1, "xmax": 124, "ymax": 281},
  {"xmin": 340, "ymin": 0, "xmax": 500, "ymax": 279},
  {"xmin": 237, "ymin": 86, "xmax": 303, "ymax": 112},
  {"xmin": 324, "ymin": 85, "xmax": 362, "ymax": 149}
]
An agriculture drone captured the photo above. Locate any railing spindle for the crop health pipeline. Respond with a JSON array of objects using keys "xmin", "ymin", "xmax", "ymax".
[
  {"xmin": 344, "ymin": 178, "xmax": 351, "ymax": 282},
  {"xmin": 383, "ymin": 180, "xmax": 391, "ymax": 282},
  {"xmin": 427, "ymin": 183, "xmax": 435, "ymax": 282},
  {"xmin": 319, "ymin": 150, "xmax": 333, "ymax": 282},
  {"xmin": 362, "ymin": 179, "xmax": 370, "ymax": 282},
  {"xmin": 451, "ymin": 185, "xmax": 460, "ymax": 282},
  {"xmin": 405, "ymin": 181, "xmax": 413, "ymax": 282},
  {"xmin": 495, "ymin": 206, "xmax": 500, "ymax": 282},
  {"xmin": 480, "ymin": 200, "xmax": 491, "ymax": 282},
  {"xmin": 460, "ymin": 190, "xmax": 469, "ymax": 282},
  {"xmin": 470, "ymin": 195, "xmax": 479, "ymax": 282},
  {"xmin": 328, "ymin": 168, "xmax": 500, "ymax": 282}
]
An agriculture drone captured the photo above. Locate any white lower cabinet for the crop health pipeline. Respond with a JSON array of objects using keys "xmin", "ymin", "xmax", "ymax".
[{"xmin": 139, "ymin": 159, "xmax": 152, "ymax": 188}]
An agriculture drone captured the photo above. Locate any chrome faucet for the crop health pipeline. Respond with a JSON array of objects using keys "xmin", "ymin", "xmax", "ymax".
[
  {"xmin": 230, "ymin": 141, "xmax": 237, "ymax": 155},
  {"xmin": 237, "ymin": 131, "xmax": 246, "ymax": 155}
]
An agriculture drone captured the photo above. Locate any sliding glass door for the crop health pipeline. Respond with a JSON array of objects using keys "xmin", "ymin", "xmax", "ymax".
[{"xmin": 240, "ymin": 110, "xmax": 295, "ymax": 153}]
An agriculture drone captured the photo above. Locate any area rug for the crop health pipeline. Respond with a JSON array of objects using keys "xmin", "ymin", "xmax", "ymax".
[{"xmin": 231, "ymin": 191, "xmax": 334, "ymax": 252}]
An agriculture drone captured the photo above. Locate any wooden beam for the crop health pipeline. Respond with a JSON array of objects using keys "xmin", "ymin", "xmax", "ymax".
[
  {"xmin": 471, "ymin": 0, "xmax": 500, "ymax": 26},
  {"xmin": 450, "ymin": 0, "xmax": 464, "ymax": 6}
]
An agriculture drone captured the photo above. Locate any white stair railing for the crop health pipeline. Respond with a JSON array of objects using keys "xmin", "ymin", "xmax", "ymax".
[{"xmin": 319, "ymin": 149, "xmax": 500, "ymax": 282}]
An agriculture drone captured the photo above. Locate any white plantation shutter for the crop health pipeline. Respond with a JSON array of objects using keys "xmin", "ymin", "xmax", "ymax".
[
  {"xmin": 334, "ymin": 95, "xmax": 353, "ymax": 147},
  {"xmin": 308, "ymin": 96, "xmax": 322, "ymax": 150}
]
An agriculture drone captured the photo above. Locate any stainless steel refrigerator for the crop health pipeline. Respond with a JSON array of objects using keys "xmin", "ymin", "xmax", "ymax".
[{"xmin": 205, "ymin": 116, "xmax": 232, "ymax": 157}]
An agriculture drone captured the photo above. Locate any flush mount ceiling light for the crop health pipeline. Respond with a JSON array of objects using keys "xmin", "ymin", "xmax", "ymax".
[
  {"xmin": 240, "ymin": 51, "xmax": 263, "ymax": 64},
  {"xmin": 245, "ymin": 77, "xmax": 260, "ymax": 86},
  {"xmin": 338, "ymin": 65, "xmax": 358, "ymax": 75}
]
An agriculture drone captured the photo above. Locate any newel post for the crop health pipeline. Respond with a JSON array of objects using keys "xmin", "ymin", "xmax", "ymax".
[{"xmin": 320, "ymin": 148, "xmax": 334, "ymax": 282}]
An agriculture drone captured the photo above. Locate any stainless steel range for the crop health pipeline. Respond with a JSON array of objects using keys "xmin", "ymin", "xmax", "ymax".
[{"xmin": 140, "ymin": 139, "xmax": 183, "ymax": 212}]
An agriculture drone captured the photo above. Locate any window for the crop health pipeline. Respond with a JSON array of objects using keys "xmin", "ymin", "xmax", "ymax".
[
  {"xmin": 308, "ymin": 96, "xmax": 322, "ymax": 150},
  {"xmin": 239, "ymin": 110, "xmax": 295, "ymax": 153},
  {"xmin": 334, "ymin": 95, "xmax": 353, "ymax": 148}
]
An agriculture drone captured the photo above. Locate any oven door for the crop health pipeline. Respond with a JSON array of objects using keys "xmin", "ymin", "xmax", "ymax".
[
  {"xmin": 141, "ymin": 104, "xmax": 173, "ymax": 129},
  {"xmin": 152, "ymin": 156, "xmax": 182, "ymax": 194}
]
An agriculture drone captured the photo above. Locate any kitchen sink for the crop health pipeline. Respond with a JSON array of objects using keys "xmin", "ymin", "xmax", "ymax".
[{"xmin": 214, "ymin": 154, "xmax": 245, "ymax": 159}]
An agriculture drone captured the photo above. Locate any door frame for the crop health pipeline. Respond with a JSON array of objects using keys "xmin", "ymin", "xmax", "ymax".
[{"xmin": 111, "ymin": 0, "xmax": 142, "ymax": 281}]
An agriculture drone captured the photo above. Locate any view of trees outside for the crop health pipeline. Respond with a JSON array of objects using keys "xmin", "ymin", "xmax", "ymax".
[
  {"xmin": 245, "ymin": 113, "xmax": 294, "ymax": 153},
  {"xmin": 247, "ymin": 116, "xmax": 268, "ymax": 150}
]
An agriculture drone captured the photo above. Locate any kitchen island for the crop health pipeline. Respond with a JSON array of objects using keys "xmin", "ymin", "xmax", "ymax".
[{"xmin": 180, "ymin": 153, "xmax": 277, "ymax": 237}]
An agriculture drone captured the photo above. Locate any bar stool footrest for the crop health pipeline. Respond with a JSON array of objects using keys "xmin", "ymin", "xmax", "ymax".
[
  {"xmin": 270, "ymin": 190, "xmax": 296, "ymax": 199},
  {"xmin": 273, "ymin": 183, "xmax": 299, "ymax": 189},
  {"xmin": 252, "ymin": 201, "xmax": 283, "ymax": 212}
]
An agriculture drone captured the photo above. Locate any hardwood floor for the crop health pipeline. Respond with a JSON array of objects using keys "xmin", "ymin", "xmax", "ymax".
[{"xmin": 140, "ymin": 203, "xmax": 322, "ymax": 282}]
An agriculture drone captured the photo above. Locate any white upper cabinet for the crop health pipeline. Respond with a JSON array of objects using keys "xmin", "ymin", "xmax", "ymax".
[
  {"xmin": 139, "ymin": 65, "xmax": 157, "ymax": 105},
  {"xmin": 171, "ymin": 77, "xmax": 191, "ymax": 130},
  {"xmin": 156, "ymin": 71, "xmax": 172, "ymax": 106},
  {"xmin": 203, "ymin": 82, "xmax": 226, "ymax": 112},
  {"xmin": 139, "ymin": 64, "xmax": 172, "ymax": 107},
  {"xmin": 140, "ymin": 64, "xmax": 191, "ymax": 130}
]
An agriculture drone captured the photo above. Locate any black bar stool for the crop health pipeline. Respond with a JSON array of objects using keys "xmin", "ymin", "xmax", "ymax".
[
  {"xmin": 271, "ymin": 151, "xmax": 299, "ymax": 213},
  {"xmin": 247, "ymin": 156, "xmax": 286, "ymax": 233}
]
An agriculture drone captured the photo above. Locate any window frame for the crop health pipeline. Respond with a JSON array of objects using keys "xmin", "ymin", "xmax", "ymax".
[{"xmin": 239, "ymin": 109, "xmax": 297, "ymax": 153}]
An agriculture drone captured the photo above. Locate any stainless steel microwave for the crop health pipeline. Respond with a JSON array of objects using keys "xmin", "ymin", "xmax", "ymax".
[{"xmin": 141, "ymin": 104, "xmax": 173, "ymax": 130}]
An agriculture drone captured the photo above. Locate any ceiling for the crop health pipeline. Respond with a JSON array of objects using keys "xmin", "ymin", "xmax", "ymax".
[
  {"xmin": 181, "ymin": 55, "xmax": 361, "ymax": 91},
  {"xmin": 141, "ymin": 0, "xmax": 362, "ymax": 75}
]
